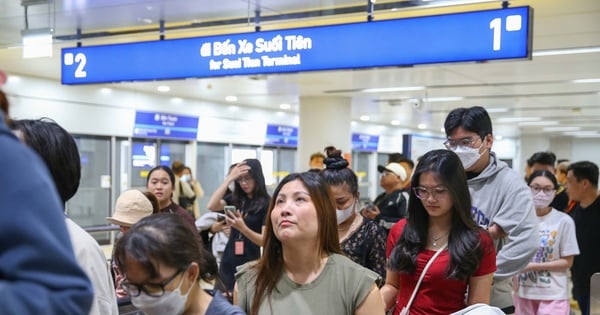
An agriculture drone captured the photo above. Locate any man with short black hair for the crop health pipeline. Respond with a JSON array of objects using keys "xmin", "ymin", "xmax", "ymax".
[
  {"xmin": 566, "ymin": 161, "xmax": 600, "ymax": 315},
  {"xmin": 442, "ymin": 106, "xmax": 538, "ymax": 314}
]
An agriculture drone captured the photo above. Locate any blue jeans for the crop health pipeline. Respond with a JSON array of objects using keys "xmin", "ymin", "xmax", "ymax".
[{"xmin": 575, "ymin": 295, "xmax": 589, "ymax": 315}]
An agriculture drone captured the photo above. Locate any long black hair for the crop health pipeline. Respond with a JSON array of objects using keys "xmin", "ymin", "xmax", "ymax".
[
  {"xmin": 389, "ymin": 149, "xmax": 484, "ymax": 280},
  {"xmin": 232, "ymin": 158, "xmax": 270, "ymax": 214}
]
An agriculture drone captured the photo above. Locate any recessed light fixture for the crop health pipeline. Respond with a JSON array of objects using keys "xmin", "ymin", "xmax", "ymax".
[
  {"xmin": 495, "ymin": 135, "xmax": 503, "ymax": 140},
  {"xmin": 99, "ymin": 88, "xmax": 112, "ymax": 94},
  {"xmin": 157, "ymin": 85, "xmax": 170, "ymax": 92},
  {"xmin": 171, "ymin": 97, "xmax": 183, "ymax": 104},
  {"xmin": 359, "ymin": 115, "xmax": 370, "ymax": 121},
  {"xmin": 279, "ymin": 103, "xmax": 291, "ymax": 110},
  {"xmin": 362, "ymin": 86, "xmax": 425, "ymax": 93},
  {"xmin": 225, "ymin": 95, "xmax": 238, "ymax": 102},
  {"xmin": 440, "ymin": 127, "xmax": 445, "ymax": 133},
  {"xmin": 417, "ymin": 123, "xmax": 426, "ymax": 129},
  {"xmin": 390, "ymin": 120, "xmax": 401, "ymax": 126}
]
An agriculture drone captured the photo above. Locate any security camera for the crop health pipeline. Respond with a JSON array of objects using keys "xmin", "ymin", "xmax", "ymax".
[{"xmin": 409, "ymin": 98, "xmax": 422, "ymax": 109}]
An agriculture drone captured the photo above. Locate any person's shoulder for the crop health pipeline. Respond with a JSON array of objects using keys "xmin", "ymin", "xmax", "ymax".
[
  {"xmin": 235, "ymin": 260, "xmax": 259, "ymax": 282},
  {"xmin": 207, "ymin": 290, "xmax": 246, "ymax": 314}
]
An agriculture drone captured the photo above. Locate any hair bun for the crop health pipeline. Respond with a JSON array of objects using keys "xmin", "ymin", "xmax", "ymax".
[{"xmin": 324, "ymin": 157, "xmax": 348, "ymax": 170}]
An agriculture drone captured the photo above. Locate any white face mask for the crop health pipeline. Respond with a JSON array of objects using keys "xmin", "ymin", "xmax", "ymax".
[
  {"xmin": 452, "ymin": 142, "xmax": 486, "ymax": 169},
  {"xmin": 180, "ymin": 174, "xmax": 191, "ymax": 182},
  {"xmin": 131, "ymin": 274, "xmax": 192, "ymax": 315},
  {"xmin": 533, "ymin": 191, "xmax": 554, "ymax": 210},
  {"xmin": 336, "ymin": 200, "xmax": 355, "ymax": 224}
]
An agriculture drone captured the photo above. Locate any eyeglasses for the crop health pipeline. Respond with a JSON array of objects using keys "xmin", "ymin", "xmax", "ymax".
[
  {"xmin": 443, "ymin": 137, "xmax": 480, "ymax": 150},
  {"xmin": 530, "ymin": 185, "xmax": 555, "ymax": 196},
  {"xmin": 121, "ymin": 269, "xmax": 183, "ymax": 297},
  {"xmin": 413, "ymin": 186, "xmax": 449, "ymax": 200},
  {"xmin": 236, "ymin": 176, "xmax": 254, "ymax": 184}
]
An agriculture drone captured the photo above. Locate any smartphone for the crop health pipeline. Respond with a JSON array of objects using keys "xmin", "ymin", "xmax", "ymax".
[
  {"xmin": 224, "ymin": 205, "xmax": 236, "ymax": 215},
  {"xmin": 215, "ymin": 212, "xmax": 226, "ymax": 222}
]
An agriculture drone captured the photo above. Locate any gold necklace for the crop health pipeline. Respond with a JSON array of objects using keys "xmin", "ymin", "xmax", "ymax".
[{"xmin": 430, "ymin": 231, "xmax": 449, "ymax": 247}]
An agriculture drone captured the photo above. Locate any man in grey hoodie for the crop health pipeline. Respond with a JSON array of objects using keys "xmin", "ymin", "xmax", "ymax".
[{"xmin": 443, "ymin": 106, "xmax": 538, "ymax": 314}]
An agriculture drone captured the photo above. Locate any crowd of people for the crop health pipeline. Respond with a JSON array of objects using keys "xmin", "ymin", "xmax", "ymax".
[{"xmin": 2, "ymin": 87, "xmax": 599, "ymax": 315}]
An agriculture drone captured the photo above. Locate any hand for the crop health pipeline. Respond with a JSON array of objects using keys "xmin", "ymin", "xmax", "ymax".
[
  {"xmin": 487, "ymin": 224, "xmax": 506, "ymax": 239},
  {"xmin": 225, "ymin": 209, "xmax": 247, "ymax": 232},
  {"xmin": 209, "ymin": 221, "xmax": 226, "ymax": 234},
  {"xmin": 222, "ymin": 225, "xmax": 231, "ymax": 237},
  {"xmin": 360, "ymin": 205, "xmax": 380, "ymax": 220},
  {"xmin": 227, "ymin": 163, "xmax": 251, "ymax": 182}
]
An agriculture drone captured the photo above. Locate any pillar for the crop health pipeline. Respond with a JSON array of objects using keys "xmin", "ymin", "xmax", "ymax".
[{"xmin": 297, "ymin": 96, "xmax": 352, "ymax": 171}]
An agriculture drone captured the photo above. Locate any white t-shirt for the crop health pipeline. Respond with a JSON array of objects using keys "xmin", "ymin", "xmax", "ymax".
[{"xmin": 515, "ymin": 209, "xmax": 580, "ymax": 300}]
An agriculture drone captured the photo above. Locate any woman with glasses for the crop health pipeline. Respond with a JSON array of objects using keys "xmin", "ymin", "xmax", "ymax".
[
  {"xmin": 234, "ymin": 172, "xmax": 384, "ymax": 314},
  {"xmin": 513, "ymin": 170, "xmax": 579, "ymax": 315},
  {"xmin": 113, "ymin": 213, "xmax": 245, "ymax": 315},
  {"xmin": 318, "ymin": 146, "xmax": 387, "ymax": 281},
  {"xmin": 381, "ymin": 149, "xmax": 497, "ymax": 315},
  {"xmin": 207, "ymin": 159, "xmax": 270, "ymax": 295}
]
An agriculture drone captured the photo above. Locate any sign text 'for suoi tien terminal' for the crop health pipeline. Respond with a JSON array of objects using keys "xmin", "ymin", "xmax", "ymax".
[{"xmin": 62, "ymin": 6, "xmax": 532, "ymax": 84}]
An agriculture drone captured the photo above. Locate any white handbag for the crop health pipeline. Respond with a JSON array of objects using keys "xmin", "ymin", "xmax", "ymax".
[{"xmin": 449, "ymin": 303, "xmax": 505, "ymax": 315}]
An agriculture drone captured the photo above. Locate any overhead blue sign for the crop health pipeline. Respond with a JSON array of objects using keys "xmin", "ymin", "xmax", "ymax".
[
  {"xmin": 62, "ymin": 6, "xmax": 532, "ymax": 84},
  {"xmin": 133, "ymin": 111, "xmax": 199, "ymax": 140},
  {"xmin": 352, "ymin": 133, "xmax": 379, "ymax": 152},
  {"xmin": 265, "ymin": 124, "xmax": 298, "ymax": 147}
]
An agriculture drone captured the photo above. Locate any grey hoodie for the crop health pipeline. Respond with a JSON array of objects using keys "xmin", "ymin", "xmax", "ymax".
[{"xmin": 468, "ymin": 152, "xmax": 538, "ymax": 280}]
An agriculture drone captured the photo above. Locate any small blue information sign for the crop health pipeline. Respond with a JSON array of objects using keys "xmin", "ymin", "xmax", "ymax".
[
  {"xmin": 133, "ymin": 111, "xmax": 199, "ymax": 140},
  {"xmin": 265, "ymin": 124, "xmax": 298, "ymax": 147},
  {"xmin": 62, "ymin": 6, "xmax": 532, "ymax": 84},
  {"xmin": 352, "ymin": 133, "xmax": 379, "ymax": 152}
]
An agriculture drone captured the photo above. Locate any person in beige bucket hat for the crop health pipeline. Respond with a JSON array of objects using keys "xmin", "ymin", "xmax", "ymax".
[{"xmin": 107, "ymin": 189, "xmax": 155, "ymax": 233}]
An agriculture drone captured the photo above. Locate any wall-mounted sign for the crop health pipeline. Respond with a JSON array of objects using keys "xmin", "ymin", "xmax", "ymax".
[
  {"xmin": 402, "ymin": 134, "xmax": 446, "ymax": 160},
  {"xmin": 265, "ymin": 124, "xmax": 298, "ymax": 147},
  {"xmin": 62, "ymin": 6, "xmax": 532, "ymax": 84},
  {"xmin": 133, "ymin": 111, "xmax": 199, "ymax": 140},
  {"xmin": 352, "ymin": 133, "xmax": 379, "ymax": 152}
]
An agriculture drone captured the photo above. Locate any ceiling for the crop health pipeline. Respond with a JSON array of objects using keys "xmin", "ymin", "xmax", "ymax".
[{"xmin": 0, "ymin": 0, "xmax": 599, "ymax": 138}]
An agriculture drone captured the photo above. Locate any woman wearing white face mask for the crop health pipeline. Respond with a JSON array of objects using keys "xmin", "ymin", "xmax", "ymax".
[
  {"xmin": 113, "ymin": 213, "xmax": 245, "ymax": 315},
  {"xmin": 513, "ymin": 170, "xmax": 580, "ymax": 315},
  {"xmin": 318, "ymin": 146, "xmax": 387, "ymax": 282}
]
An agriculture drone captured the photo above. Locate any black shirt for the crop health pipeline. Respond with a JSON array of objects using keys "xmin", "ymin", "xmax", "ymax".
[
  {"xmin": 570, "ymin": 195, "xmax": 600, "ymax": 297},
  {"xmin": 373, "ymin": 189, "xmax": 408, "ymax": 227}
]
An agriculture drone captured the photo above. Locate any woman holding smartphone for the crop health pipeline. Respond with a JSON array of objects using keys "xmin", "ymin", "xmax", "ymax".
[{"xmin": 207, "ymin": 159, "xmax": 270, "ymax": 296}]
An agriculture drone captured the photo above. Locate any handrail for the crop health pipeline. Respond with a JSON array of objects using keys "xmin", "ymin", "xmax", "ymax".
[{"xmin": 83, "ymin": 225, "xmax": 120, "ymax": 233}]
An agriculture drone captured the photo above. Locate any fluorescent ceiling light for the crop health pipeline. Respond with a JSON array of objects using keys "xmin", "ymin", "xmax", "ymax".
[
  {"xmin": 417, "ymin": 123, "xmax": 426, "ymax": 129},
  {"xmin": 157, "ymin": 85, "xmax": 170, "ymax": 92},
  {"xmin": 497, "ymin": 117, "xmax": 541, "ymax": 123},
  {"xmin": 279, "ymin": 103, "xmax": 291, "ymax": 110},
  {"xmin": 517, "ymin": 121, "xmax": 559, "ymax": 126},
  {"xmin": 543, "ymin": 126, "xmax": 581, "ymax": 132},
  {"xmin": 225, "ymin": 95, "xmax": 238, "ymax": 102},
  {"xmin": 486, "ymin": 108, "xmax": 510, "ymax": 113},
  {"xmin": 21, "ymin": 28, "xmax": 53, "ymax": 59},
  {"xmin": 495, "ymin": 135, "xmax": 503, "ymax": 140},
  {"xmin": 563, "ymin": 131, "xmax": 599, "ymax": 136},
  {"xmin": 390, "ymin": 120, "xmax": 401, "ymax": 126},
  {"xmin": 362, "ymin": 86, "xmax": 425, "ymax": 93},
  {"xmin": 423, "ymin": 97, "xmax": 464, "ymax": 102},
  {"xmin": 572, "ymin": 78, "xmax": 600, "ymax": 84},
  {"xmin": 532, "ymin": 46, "xmax": 600, "ymax": 57},
  {"xmin": 359, "ymin": 115, "xmax": 370, "ymax": 121}
]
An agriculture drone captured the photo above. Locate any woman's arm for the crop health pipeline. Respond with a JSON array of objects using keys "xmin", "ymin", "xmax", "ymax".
[
  {"xmin": 466, "ymin": 273, "xmax": 493, "ymax": 305},
  {"xmin": 380, "ymin": 269, "xmax": 400, "ymax": 311},
  {"xmin": 355, "ymin": 284, "xmax": 385, "ymax": 315},
  {"xmin": 226, "ymin": 209, "xmax": 265, "ymax": 246},
  {"xmin": 207, "ymin": 163, "xmax": 250, "ymax": 211},
  {"xmin": 521, "ymin": 256, "xmax": 574, "ymax": 273}
]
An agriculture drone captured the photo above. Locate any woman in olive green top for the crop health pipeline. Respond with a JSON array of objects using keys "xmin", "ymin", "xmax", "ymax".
[{"xmin": 234, "ymin": 172, "xmax": 384, "ymax": 315}]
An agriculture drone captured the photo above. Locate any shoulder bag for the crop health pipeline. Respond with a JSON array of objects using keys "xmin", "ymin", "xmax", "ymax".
[{"xmin": 398, "ymin": 242, "xmax": 448, "ymax": 315}]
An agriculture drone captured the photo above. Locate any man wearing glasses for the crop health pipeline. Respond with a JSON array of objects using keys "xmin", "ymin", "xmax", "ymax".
[{"xmin": 443, "ymin": 106, "xmax": 538, "ymax": 314}]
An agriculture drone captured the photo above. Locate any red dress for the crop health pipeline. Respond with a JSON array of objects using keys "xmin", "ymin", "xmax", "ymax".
[{"xmin": 386, "ymin": 219, "xmax": 496, "ymax": 315}]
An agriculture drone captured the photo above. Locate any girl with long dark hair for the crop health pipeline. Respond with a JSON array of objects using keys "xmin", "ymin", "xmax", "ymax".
[{"xmin": 381, "ymin": 149, "xmax": 496, "ymax": 315}]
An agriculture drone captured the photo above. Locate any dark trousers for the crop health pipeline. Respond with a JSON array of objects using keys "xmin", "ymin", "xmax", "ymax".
[{"xmin": 575, "ymin": 294, "xmax": 589, "ymax": 315}]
